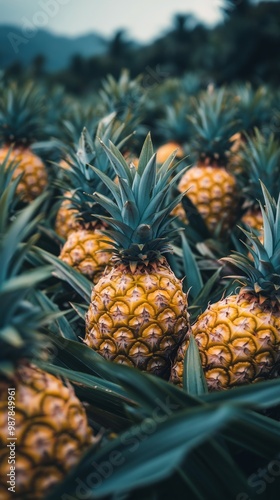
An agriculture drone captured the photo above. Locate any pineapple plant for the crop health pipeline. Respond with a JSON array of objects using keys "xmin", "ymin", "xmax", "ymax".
[
  {"xmin": 84, "ymin": 133, "xmax": 190, "ymax": 378},
  {"xmin": 229, "ymin": 84, "xmax": 270, "ymax": 173},
  {"xmin": 0, "ymin": 82, "xmax": 48, "ymax": 203},
  {"xmin": 56, "ymin": 115, "xmax": 131, "ymax": 282},
  {"xmin": 58, "ymin": 100, "xmax": 101, "ymax": 149},
  {"xmin": 98, "ymin": 68, "xmax": 147, "ymax": 154},
  {"xmin": 170, "ymin": 183, "xmax": 280, "ymax": 391},
  {"xmin": 55, "ymin": 113, "xmax": 131, "ymax": 240},
  {"xmin": 0, "ymin": 188, "xmax": 95, "ymax": 500},
  {"xmin": 155, "ymin": 99, "xmax": 190, "ymax": 164},
  {"xmin": 99, "ymin": 69, "xmax": 146, "ymax": 144},
  {"xmin": 239, "ymin": 129, "xmax": 280, "ymax": 235},
  {"xmin": 176, "ymin": 88, "xmax": 241, "ymax": 235}
]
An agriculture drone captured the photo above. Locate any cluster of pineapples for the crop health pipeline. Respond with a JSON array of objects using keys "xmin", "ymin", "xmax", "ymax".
[
  {"xmin": 0, "ymin": 167, "xmax": 96, "ymax": 498},
  {"xmin": 1, "ymin": 72, "xmax": 280, "ymax": 499}
]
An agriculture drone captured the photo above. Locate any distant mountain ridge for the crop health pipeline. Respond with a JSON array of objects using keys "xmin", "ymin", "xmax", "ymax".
[{"xmin": 0, "ymin": 25, "xmax": 109, "ymax": 71}]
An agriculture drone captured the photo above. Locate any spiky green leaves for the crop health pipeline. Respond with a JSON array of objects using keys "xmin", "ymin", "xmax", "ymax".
[
  {"xmin": 0, "ymin": 82, "xmax": 45, "ymax": 146},
  {"xmin": 99, "ymin": 69, "xmax": 146, "ymax": 132},
  {"xmin": 234, "ymin": 83, "xmax": 269, "ymax": 135},
  {"xmin": 0, "ymin": 147, "xmax": 22, "ymax": 216},
  {"xmin": 222, "ymin": 183, "xmax": 280, "ymax": 303},
  {"xmin": 0, "ymin": 188, "xmax": 53, "ymax": 375},
  {"xmin": 56, "ymin": 114, "xmax": 133, "ymax": 223},
  {"xmin": 89, "ymin": 133, "xmax": 189, "ymax": 264},
  {"xmin": 156, "ymin": 98, "xmax": 191, "ymax": 143},
  {"xmin": 189, "ymin": 88, "xmax": 239, "ymax": 164},
  {"xmin": 240, "ymin": 129, "xmax": 280, "ymax": 202}
]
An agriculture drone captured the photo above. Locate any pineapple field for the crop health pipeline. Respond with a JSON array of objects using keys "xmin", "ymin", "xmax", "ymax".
[{"xmin": 0, "ymin": 63, "xmax": 280, "ymax": 500}]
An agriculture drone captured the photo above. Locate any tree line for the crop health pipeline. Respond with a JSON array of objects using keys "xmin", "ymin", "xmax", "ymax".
[{"xmin": 4, "ymin": 0, "xmax": 280, "ymax": 94}]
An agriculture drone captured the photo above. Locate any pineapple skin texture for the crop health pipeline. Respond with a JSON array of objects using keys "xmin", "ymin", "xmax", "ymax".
[
  {"xmin": 0, "ymin": 146, "xmax": 48, "ymax": 203},
  {"xmin": 55, "ymin": 190, "xmax": 81, "ymax": 240},
  {"xmin": 242, "ymin": 208, "xmax": 263, "ymax": 233},
  {"xmin": 59, "ymin": 229, "xmax": 113, "ymax": 282},
  {"xmin": 0, "ymin": 364, "xmax": 94, "ymax": 500},
  {"xmin": 178, "ymin": 164, "xmax": 239, "ymax": 234},
  {"xmin": 170, "ymin": 293, "xmax": 280, "ymax": 391},
  {"xmin": 85, "ymin": 260, "xmax": 190, "ymax": 378}
]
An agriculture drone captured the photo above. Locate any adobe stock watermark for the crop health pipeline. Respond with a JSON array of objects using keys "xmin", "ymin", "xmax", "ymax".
[
  {"xmin": 61, "ymin": 396, "xmax": 180, "ymax": 500},
  {"xmin": 142, "ymin": 64, "xmax": 170, "ymax": 90},
  {"xmin": 6, "ymin": 388, "xmax": 16, "ymax": 495},
  {"xmin": 236, "ymin": 453, "xmax": 280, "ymax": 500},
  {"xmin": 8, "ymin": 0, "xmax": 72, "ymax": 54}
]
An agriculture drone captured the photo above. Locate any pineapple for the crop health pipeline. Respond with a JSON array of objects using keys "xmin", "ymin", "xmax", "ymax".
[
  {"xmin": 156, "ymin": 141, "xmax": 184, "ymax": 164},
  {"xmin": 0, "ymin": 82, "xmax": 48, "ymax": 203},
  {"xmin": 60, "ymin": 227, "xmax": 113, "ymax": 283},
  {"xmin": 170, "ymin": 183, "xmax": 280, "ymax": 391},
  {"xmin": 84, "ymin": 134, "xmax": 190, "ymax": 378},
  {"xmin": 177, "ymin": 88, "xmax": 240, "ymax": 235},
  {"xmin": 0, "ymin": 188, "xmax": 95, "ymax": 500},
  {"xmin": 56, "ymin": 115, "xmax": 131, "ymax": 281}
]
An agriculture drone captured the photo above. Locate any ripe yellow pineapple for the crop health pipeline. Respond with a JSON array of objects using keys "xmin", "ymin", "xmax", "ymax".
[
  {"xmin": 170, "ymin": 184, "xmax": 280, "ymax": 391},
  {"xmin": 60, "ymin": 227, "xmax": 113, "ymax": 283},
  {"xmin": 0, "ymin": 365, "xmax": 94, "ymax": 500},
  {"xmin": 0, "ymin": 83, "xmax": 48, "ymax": 203},
  {"xmin": 85, "ymin": 133, "xmax": 190, "ymax": 378},
  {"xmin": 0, "ymin": 147, "xmax": 48, "ymax": 203},
  {"xmin": 177, "ymin": 89, "xmax": 240, "ymax": 235},
  {"xmin": 0, "ymin": 189, "xmax": 95, "ymax": 500}
]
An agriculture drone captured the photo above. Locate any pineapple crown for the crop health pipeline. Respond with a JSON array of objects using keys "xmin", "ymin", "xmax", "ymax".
[
  {"xmin": 0, "ymin": 81, "xmax": 45, "ymax": 146},
  {"xmin": 240, "ymin": 129, "xmax": 280, "ymax": 204},
  {"xmin": 234, "ymin": 83, "xmax": 270, "ymax": 135},
  {"xmin": 189, "ymin": 87, "xmax": 239, "ymax": 164},
  {"xmin": 156, "ymin": 97, "xmax": 191, "ymax": 144},
  {"xmin": 222, "ymin": 183, "xmax": 280, "ymax": 304},
  {"xmin": 57, "ymin": 113, "xmax": 132, "ymax": 224},
  {"xmin": 99, "ymin": 69, "xmax": 146, "ymax": 132},
  {"xmin": 180, "ymin": 72, "xmax": 204, "ymax": 95},
  {"xmin": 89, "ymin": 133, "xmax": 189, "ymax": 269},
  {"xmin": 59, "ymin": 103, "xmax": 101, "ymax": 147},
  {"xmin": 0, "ymin": 188, "xmax": 53, "ymax": 376}
]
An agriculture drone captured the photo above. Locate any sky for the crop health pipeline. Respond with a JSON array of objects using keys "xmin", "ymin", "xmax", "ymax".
[{"xmin": 0, "ymin": 0, "xmax": 227, "ymax": 42}]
